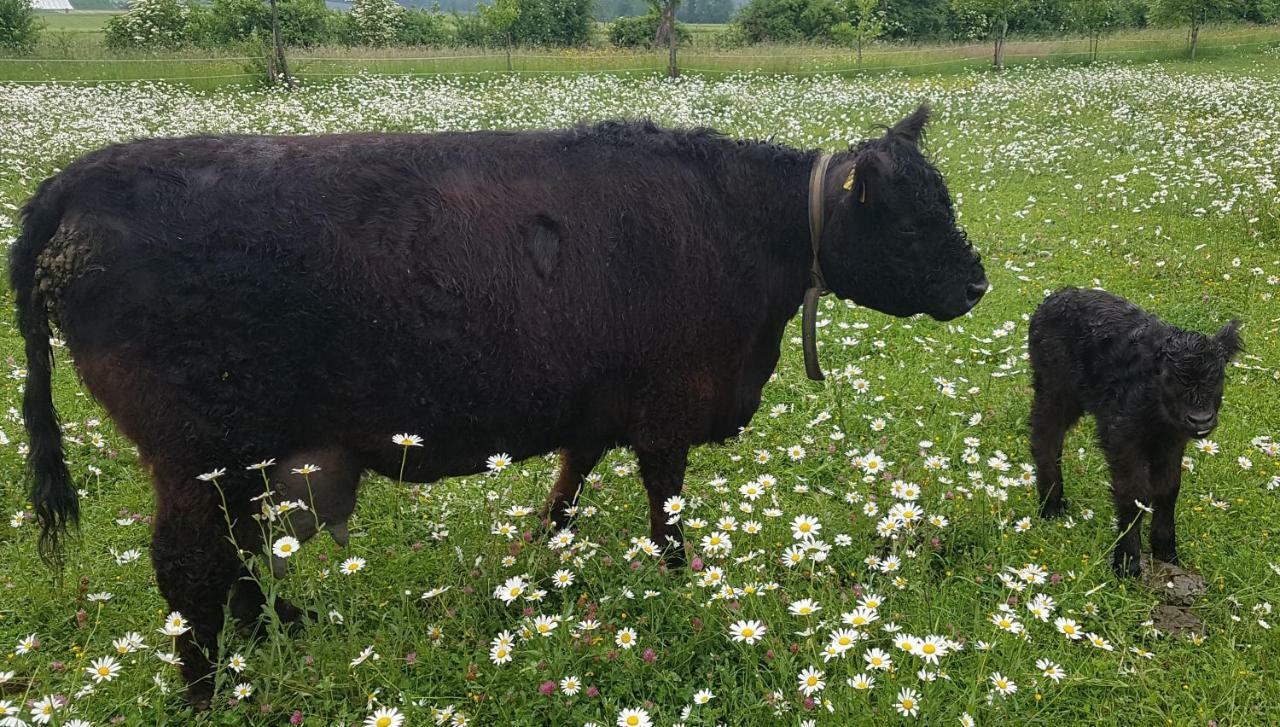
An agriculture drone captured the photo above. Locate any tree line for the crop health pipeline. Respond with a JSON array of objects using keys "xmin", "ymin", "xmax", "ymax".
[{"xmin": 0, "ymin": 0, "xmax": 1275, "ymax": 54}]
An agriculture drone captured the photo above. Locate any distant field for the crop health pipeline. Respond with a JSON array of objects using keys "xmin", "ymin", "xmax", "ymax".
[
  {"xmin": 2, "ymin": 22, "xmax": 1278, "ymax": 88},
  {"xmin": 35, "ymin": 10, "xmax": 119, "ymax": 35}
]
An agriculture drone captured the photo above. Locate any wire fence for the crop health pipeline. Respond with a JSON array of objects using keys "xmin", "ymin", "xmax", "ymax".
[{"xmin": 1, "ymin": 28, "xmax": 1277, "ymax": 86}]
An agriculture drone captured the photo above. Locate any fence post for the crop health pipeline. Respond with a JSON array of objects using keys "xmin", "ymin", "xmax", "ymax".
[
  {"xmin": 668, "ymin": 25, "xmax": 678, "ymax": 78},
  {"xmin": 270, "ymin": 0, "xmax": 293, "ymax": 88}
]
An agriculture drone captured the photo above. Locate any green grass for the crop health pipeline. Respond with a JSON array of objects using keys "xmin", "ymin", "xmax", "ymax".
[
  {"xmin": 1, "ymin": 22, "xmax": 1277, "ymax": 87},
  {"xmin": 0, "ymin": 52, "xmax": 1279, "ymax": 725},
  {"xmin": 35, "ymin": 11, "xmax": 120, "ymax": 35}
]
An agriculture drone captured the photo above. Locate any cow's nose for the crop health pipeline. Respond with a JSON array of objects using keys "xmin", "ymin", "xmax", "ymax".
[{"xmin": 965, "ymin": 279, "xmax": 990, "ymax": 307}]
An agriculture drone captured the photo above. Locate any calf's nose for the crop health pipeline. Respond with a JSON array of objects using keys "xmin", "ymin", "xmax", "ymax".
[
  {"xmin": 1186, "ymin": 412, "xmax": 1215, "ymax": 430},
  {"xmin": 965, "ymin": 279, "xmax": 990, "ymax": 307}
]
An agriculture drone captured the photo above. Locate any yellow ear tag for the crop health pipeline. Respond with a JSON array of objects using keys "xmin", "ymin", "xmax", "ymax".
[{"xmin": 843, "ymin": 167, "xmax": 856, "ymax": 191}]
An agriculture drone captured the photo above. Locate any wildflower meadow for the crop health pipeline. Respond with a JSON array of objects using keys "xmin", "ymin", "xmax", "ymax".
[{"xmin": 1, "ymin": 54, "xmax": 1279, "ymax": 725}]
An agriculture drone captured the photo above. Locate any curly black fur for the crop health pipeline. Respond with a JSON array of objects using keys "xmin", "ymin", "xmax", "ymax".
[
  {"xmin": 11, "ymin": 108, "xmax": 985, "ymax": 703},
  {"xmin": 1028, "ymin": 287, "xmax": 1241, "ymax": 577}
]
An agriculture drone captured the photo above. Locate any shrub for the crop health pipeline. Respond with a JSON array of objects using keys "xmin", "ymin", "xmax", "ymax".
[
  {"xmin": 453, "ymin": 9, "xmax": 500, "ymax": 44},
  {"xmin": 398, "ymin": 8, "xmax": 453, "ymax": 45},
  {"xmin": 508, "ymin": 0, "xmax": 594, "ymax": 46},
  {"xmin": 0, "ymin": 0, "xmax": 40, "ymax": 53},
  {"xmin": 609, "ymin": 13, "xmax": 689, "ymax": 47},
  {"xmin": 346, "ymin": 0, "xmax": 404, "ymax": 46},
  {"xmin": 104, "ymin": 0, "xmax": 192, "ymax": 50},
  {"xmin": 734, "ymin": 0, "xmax": 845, "ymax": 43},
  {"xmin": 189, "ymin": 0, "xmax": 332, "ymax": 48}
]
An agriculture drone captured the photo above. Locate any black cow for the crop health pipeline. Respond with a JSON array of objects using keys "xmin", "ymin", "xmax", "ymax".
[
  {"xmin": 12, "ymin": 107, "xmax": 987, "ymax": 704},
  {"xmin": 1028, "ymin": 287, "xmax": 1241, "ymax": 576}
]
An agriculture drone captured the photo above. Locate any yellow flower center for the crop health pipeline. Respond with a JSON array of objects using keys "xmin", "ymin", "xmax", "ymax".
[
  {"xmin": 902, "ymin": 699, "xmax": 914, "ymax": 710},
  {"xmin": 377, "ymin": 718, "xmax": 392, "ymax": 727},
  {"xmin": 742, "ymin": 628, "xmax": 754, "ymax": 637},
  {"xmin": 627, "ymin": 718, "xmax": 639, "ymax": 726}
]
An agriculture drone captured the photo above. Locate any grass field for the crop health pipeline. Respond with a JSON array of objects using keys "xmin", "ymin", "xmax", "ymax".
[
  {"xmin": 2, "ymin": 20, "xmax": 1279, "ymax": 87},
  {"xmin": 1, "ymin": 50, "xmax": 1280, "ymax": 725},
  {"xmin": 35, "ymin": 10, "xmax": 120, "ymax": 35}
]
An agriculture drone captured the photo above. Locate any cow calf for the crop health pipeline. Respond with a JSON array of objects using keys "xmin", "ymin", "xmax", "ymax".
[{"xmin": 1028, "ymin": 287, "xmax": 1241, "ymax": 576}]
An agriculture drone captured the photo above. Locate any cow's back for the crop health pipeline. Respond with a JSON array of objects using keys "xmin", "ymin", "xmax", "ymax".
[{"xmin": 45, "ymin": 129, "xmax": 781, "ymax": 472}]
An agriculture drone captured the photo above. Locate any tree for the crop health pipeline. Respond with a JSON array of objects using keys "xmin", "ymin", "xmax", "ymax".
[
  {"xmin": 1148, "ymin": 0, "xmax": 1235, "ymax": 58},
  {"xmin": 347, "ymin": 0, "xmax": 404, "ymax": 46},
  {"xmin": 477, "ymin": 0, "xmax": 517, "ymax": 68},
  {"xmin": 506, "ymin": 0, "xmax": 594, "ymax": 46},
  {"xmin": 104, "ymin": 0, "xmax": 192, "ymax": 50},
  {"xmin": 0, "ymin": 0, "xmax": 40, "ymax": 53},
  {"xmin": 734, "ymin": 0, "xmax": 845, "ymax": 43},
  {"xmin": 1070, "ymin": 0, "xmax": 1122, "ymax": 60},
  {"xmin": 844, "ymin": 0, "xmax": 885, "ymax": 62},
  {"xmin": 950, "ymin": 0, "xmax": 1028, "ymax": 67},
  {"xmin": 678, "ymin": 0, "xmax": 734, "ymax": 22},
  {"xmin": 649, "ymin": 0, "xmax": 681, "ymax": 76},
  {"xmin": 609, "ymin": 12, "xmax": 690, "ymax": 45}
]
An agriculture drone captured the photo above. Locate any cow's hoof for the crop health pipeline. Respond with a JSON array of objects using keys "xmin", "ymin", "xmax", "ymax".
[
  {"xmin": 1153, "ymin": 551, "xmax": 1180, "ymax": 566},
  {"xmin": 185, "ymin": 683, "xmax": 214, "ymax": 711},
  {"xmin": 660, "ymin": 548, "xmax": 687, "ymax": 571},
  {"xmin": 1039, "ymin": 498, "xmax": 1068, "ymax": 519},
  {"xmin": 1112, "ymin": 553, "xmax": 1142, "ymax": 578}
]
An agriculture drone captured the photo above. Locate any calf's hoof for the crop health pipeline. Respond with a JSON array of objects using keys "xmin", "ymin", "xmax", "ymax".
[{"xmin": 1153, "ymin": 550, "xmax": 1180, "ymax": 566}]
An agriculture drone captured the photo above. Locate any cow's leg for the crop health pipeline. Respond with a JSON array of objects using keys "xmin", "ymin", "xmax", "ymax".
[
  {"xmin": 543, "ymin": 445, "xmax": 606, "ymax": 530},
  {"xmin": 1148, "ymin": 442, "xmax": 1185, "ymax": 565},
  {"xmin": 635, "ymin": 445, "xmax": 690, "ymax": 568},
  {"xmin": 1100, "ymin": 421, "xmax": 1148, "ymax": 577},
  {"xmin": 1030, "ymin": 378, "xmax": 1081, "ymax": 518},
  {"xmin": 229, "ymin": 568, "xmax": 308, "ymax": 634},
  {"xmin": 150, "ymin": 465, "xmax": 252, "ymax": 708}
]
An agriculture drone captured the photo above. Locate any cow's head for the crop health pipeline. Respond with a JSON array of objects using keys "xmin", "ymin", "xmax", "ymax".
[
  {"xmin": 1156, "ymin": 321, "xmax": 1241, "ymax": 437},
  {"xmin": 819, "ymin": 106, "xmax": 988, "ymax": 321}
]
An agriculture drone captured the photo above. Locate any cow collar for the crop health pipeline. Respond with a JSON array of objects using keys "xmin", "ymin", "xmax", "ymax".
[{"xmin": 802, "ymin": 152, "xmax": 834, "ymax": 382}]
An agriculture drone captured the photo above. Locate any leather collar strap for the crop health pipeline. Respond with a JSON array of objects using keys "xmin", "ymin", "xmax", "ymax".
[{"xmin": 802, "ymin": 152, "xmax": 834, "ymax": 382}]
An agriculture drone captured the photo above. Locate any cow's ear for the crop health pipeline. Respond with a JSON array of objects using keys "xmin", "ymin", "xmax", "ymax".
[
  {"xmin": 1214, "ymin": 319, "xmax": 1243, "ymax": 361},
  {"xmin": 890, "ymin": 105, "xmax": 930, "ymax": 146},
  {"xmin": 842, "ymin": 148, "xmax": 892, "ymax": 206}
]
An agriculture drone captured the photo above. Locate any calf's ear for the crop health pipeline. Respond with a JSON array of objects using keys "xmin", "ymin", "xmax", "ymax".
[
  {"xmin": 889, "ymin": 105, "xmax": 931, "ymax": 146},
  {"xmin": 1214, "ymin": 319, "xmax": 1243, "ymax": 361}
]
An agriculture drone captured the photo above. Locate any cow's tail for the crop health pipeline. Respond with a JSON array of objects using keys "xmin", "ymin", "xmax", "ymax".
[{"xmin": 10, "ymin": 176, "xmax": 76, "ymax": 566}]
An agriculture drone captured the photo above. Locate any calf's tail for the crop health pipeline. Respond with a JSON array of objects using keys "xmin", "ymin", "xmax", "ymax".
[{"xmin": 9, "ymin": 176, "xmax": 76, "ymax": 566}]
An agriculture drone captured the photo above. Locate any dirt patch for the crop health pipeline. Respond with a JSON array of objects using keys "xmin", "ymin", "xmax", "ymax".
[
  {"xmin": 1139, "ymin": 556, "xmax": 1207, "ymax": 607},
  {"xmin": 1150, "ymin": 603, "xmax": 1204, "ymax": 634}
]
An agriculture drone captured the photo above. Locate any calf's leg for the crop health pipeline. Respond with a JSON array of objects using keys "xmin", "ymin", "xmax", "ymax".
[
  {"xmin": 543, "ymin": 445, "xmax": 606, "ymax": 531},
  {"xmin": 1100, "ymin": 421, "xmax": 1149, "ymax": 577},
  {"xmin": 1148, "ymin": 443, "xmax": 1185, "ymax": 564},
  {"xmin": 1029, "ymin": 381, "xmax": 1081, "ymax": 518}
]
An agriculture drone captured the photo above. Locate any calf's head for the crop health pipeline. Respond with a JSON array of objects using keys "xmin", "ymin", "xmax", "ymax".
[
  {"xmin": 1157, "ymin": 321, "xmax": 1242, "ymax": 437},
  {"xmin": 820, "ymin": 106, "xmax": 988, "ymax": 321}
]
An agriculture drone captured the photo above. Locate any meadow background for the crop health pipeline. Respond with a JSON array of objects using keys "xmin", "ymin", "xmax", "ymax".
[{"xmin": 0, "ymin": 49, "xmax": 1279, "ymax": 725}]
